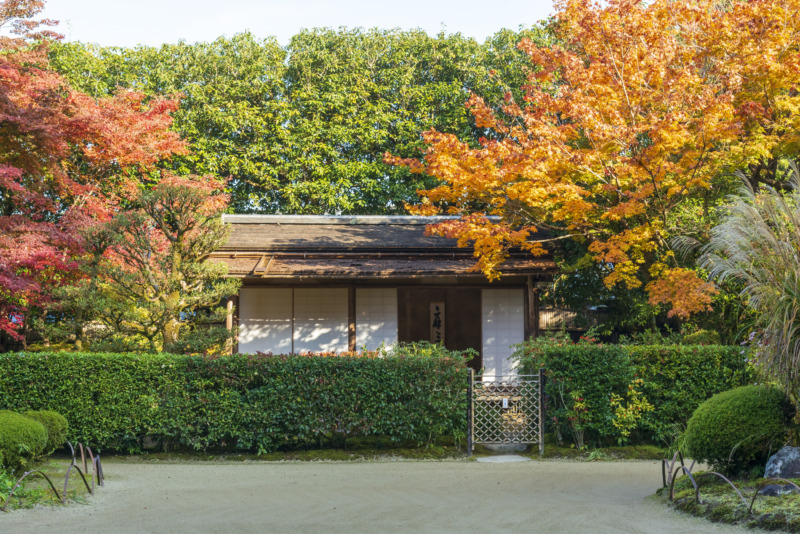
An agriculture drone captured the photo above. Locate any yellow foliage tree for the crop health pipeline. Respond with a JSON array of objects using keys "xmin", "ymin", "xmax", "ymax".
[{"xmin": 388, "ymin": 0, "xmax": 800, "ymax": 318}]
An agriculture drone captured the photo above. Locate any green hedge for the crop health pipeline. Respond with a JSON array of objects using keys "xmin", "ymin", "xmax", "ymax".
[
  {"xmin": 628, "ymin": 345, "xmax": 753, "ymax": 441},
  {"xmin": 516, "ymin": 341, "xmax": 752, "ymax": 447},
  {"xmin": 0, "ymin": 346, "xmax": 469, "ymax": 453}
]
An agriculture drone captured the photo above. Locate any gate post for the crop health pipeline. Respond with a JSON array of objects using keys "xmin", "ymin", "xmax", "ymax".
[
  {"xmin": 539, "ymin": 368, "xmax": 546, "ymax": 457},
  {"xmin": 467, "ymin": 368, "xmax": 474, "ymax": 457}
]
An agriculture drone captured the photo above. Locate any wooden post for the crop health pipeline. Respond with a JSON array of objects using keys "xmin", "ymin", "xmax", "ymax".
[
  {"xmin": 225, "ymin": 297, "xmax": 234, "ymax": 331},
  {"xmin": 467, "ymin": 368, "xmax": 474, "ymax": 457},
  {"xmin": 526, "ymin": 276, "xmax": 541, "ymax": 339},
  {"xmin": 230, "ymin": 295, "xmax": 240, "ymax": 355},
  {"xmin": 348, "ymin": 286, "xmax": 356, "ymax": 352},
  {"xmin": 524, "ymin": 280, "xmax": 531, "ymax": 340},
  {"xmin": 225, "ymin": 296, "xmax": 235, "ymax": 355},
  {"xmin": 539, "ymin": 368, "xmax": 546, "ymax": 457}
]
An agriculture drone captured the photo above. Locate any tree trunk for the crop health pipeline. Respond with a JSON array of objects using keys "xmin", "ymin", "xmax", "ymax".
[
  {"xmin": 162, "ymin": 289, "xmax": 181, "ymax": 350},
  {"xmin": 163, "ymin": 319, "xmax": 180, "ymax": 350},
  {"xmin": 147, "ymin": 335, "xmax": 157, "ymax": 353}
]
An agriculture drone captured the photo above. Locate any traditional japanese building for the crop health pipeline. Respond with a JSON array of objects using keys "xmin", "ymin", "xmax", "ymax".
[{"xmin": 211, "ymin": 215, "xmax": 558, "ymax": 375}]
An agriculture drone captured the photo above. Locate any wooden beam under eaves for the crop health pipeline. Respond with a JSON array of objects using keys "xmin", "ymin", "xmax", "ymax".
[{"xmin": 252, "ymin": 255, "xmax": 275, "ymax": 277}]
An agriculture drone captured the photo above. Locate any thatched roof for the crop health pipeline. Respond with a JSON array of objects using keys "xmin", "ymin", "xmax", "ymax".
[
  {"xmin": 211, "ymin": 215, "xmax": 557, "ymax": 280},
  {"xmin": 218, "ymin": 215, "xmax": 463, "ymax": 252}
]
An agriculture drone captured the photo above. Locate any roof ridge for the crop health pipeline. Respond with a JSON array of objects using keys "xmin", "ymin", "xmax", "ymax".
[{"xmin": 222, "ymin": 215, "xmax": 470, "ymax": 225}]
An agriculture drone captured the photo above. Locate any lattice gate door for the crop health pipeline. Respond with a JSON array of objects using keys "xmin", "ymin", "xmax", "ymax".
[{"xmin": 467, "ymin": 369, "xmax": 545, "ymax": 456}]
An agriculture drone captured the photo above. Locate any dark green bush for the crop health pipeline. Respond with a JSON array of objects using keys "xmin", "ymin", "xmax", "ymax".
[
  {"xmin": 682, "ymin": 330, "xmax": 722, "ymax": 345},
  {"xmin": 684, "ymin": 385, "xmax": 795, "ymax": 475},
  {"xmin": 23, "ymin": 411, "xmax": 68, "ymax": 455},
  {"xmin": 0, "ymin": 344, "xmax": 468, "ymax": 453},
  {"xmin": 515, "ymin": 339, "xmax": 752, "ymax": 446},
  {"xmin": 0, "ymin": 411, "xmax": 47, "ymax": 472}
]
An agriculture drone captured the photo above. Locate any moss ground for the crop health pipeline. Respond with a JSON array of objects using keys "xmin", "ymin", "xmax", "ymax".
[
  {"xmin": 102, "ymin": 445, "xmax": 462, "ymax": 463},
  {"xmin": 535, "ymin": 444, "xmax": 667, "ymax": 460},
  {"xmin": 462, "ymin": 443, "xmax": 666, "ymax": 461},
  {"xmin": 665, "ymin": 471, "xmax": 800, "ymax": 532},
  {"xmin": 100, "ymin": 436, "xmax": 465, "ymax": 463},
  {"xmin": 101, "ymin": 439, "xmax": 666, "ymax": 464},
  {"xmin": 1, "ymin": 458, "xmax": 95, "ymax": 511}
]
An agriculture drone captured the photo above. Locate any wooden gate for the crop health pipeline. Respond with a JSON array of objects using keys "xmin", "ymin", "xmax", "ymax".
[{"xmin": 467, "ymin": 369, "xmax": 545, "ymax": 456}]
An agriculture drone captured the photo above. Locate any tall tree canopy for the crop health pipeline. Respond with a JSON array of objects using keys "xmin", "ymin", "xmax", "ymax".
[
  {"xmin": 389, "ymin": 0, "xmax": 800, "ymax": 320},
  {"xmin": 0, "ymin": 0, "xmax": 186, "ymax": 339},
  {"xmin": 48, "ymin": 27, "xmax": 550, "ymax": 214}
]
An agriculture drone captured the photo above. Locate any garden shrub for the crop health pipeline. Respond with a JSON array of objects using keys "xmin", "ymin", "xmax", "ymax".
[
  {"xmin": 681, "ymin": 330, "xmax": 721, "ymax": 345},
  {"xmin": 618, "ymin": 329, "xmax": 683, "ymax": 346},
  {"xmin": 23, "ymin": 411, "xmax": 68, "ymax": 455},
  {"xmin": 683, "ymin": 385, "xmax": 795, "ymax": 475},
  {"xmin": 515, "ymin": 338, "xmax": 752, "ymax": 447},
  {"xmin": 166, "ymin": 326, "xmax": 236, "ymax": 356},
  {"xmin": 0, "ymin": 343, "xmax": 468, "ymax": 453},
  {"xmin": 0, "ymin": 411, "xmax": 47, "ymax": 472}
]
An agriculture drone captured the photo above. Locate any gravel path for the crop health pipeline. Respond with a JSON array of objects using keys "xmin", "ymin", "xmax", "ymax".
[{"xmin": 1, "ymin": 459, "xmax": 752, "ymax": 533}]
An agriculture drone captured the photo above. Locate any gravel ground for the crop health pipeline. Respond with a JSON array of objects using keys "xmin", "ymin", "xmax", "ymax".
[{"xmin": 1, "ymin": 459, "xmax": 752, "ymax": 533}]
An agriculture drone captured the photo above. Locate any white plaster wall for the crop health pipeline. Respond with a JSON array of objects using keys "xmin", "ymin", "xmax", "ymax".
[
  {"xmin": 481, "ymin": 288, "xmax": 524, "ymax": 379},
  {"xmin": 293, "ymin": 288, "xmax": 349, "ymax": 353},
  {"xmin": 238, "ymin": 287, "xmax": 293, "ymax": 354},
  {"xmin": 355, "ymin": 288, "xmax": 398, "ymax": 351}
]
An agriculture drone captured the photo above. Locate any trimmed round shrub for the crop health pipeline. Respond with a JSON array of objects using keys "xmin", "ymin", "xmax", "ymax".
[
  {"xmin": 24, "ymin": 411, "xmax": 68, "ymax": 455},
  {"xmin": 0, "ymin": 410, "xmax": 47, "ymax": 472},
  {"xmin": 684, "ymin": 385, "xmax": 795, "ymax": 475}
]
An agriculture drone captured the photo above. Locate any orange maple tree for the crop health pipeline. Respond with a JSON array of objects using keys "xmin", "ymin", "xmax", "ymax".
[{"xmin": 388, "ymin": 0, "xmax": 800, "ymax": 318}]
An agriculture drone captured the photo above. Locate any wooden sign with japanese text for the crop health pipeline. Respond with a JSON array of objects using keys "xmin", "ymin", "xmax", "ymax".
[{"xmin": 430, "ymin": 301, "xmax": 444, "ymax": 344}]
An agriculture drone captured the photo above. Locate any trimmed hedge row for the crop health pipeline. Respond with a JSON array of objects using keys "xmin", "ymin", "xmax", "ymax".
[
  {"xmin": 0, "ymin": 347, "xmax": 469, "ymax": 453},
  {"xmin": 629, "ymin": 345, "xmax": 753, "ymax": 441},
  {"xmin": 516, "ymin": 342, "xmax": 752, "ymax": 446}
]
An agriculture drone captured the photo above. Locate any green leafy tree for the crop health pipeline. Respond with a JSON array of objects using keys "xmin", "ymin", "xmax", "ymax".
[
  {"xmin": 73, "ymin": 175, "xmax": 241, "ymax": 352},
  {"xmin": 281, "ymin": 28, "xmax": 480, "ymax": 213},
  {"xmin": 49, "ymin": 27, "xmax": 551, "ymax": 214},
  {"xmin": 49, "ymin": 33, "xmax": 289, "ymax": 214}
]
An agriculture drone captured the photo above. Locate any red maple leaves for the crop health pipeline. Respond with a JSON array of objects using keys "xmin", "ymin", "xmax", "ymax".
[{"xmin": 0, "ymin": 0, "xmax": 186, "ymax": 340}]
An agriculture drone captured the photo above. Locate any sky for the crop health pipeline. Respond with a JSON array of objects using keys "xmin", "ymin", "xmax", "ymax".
[{"xmin": 40, "ymin": 0, "xmax": 556, "ymax": 48}]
